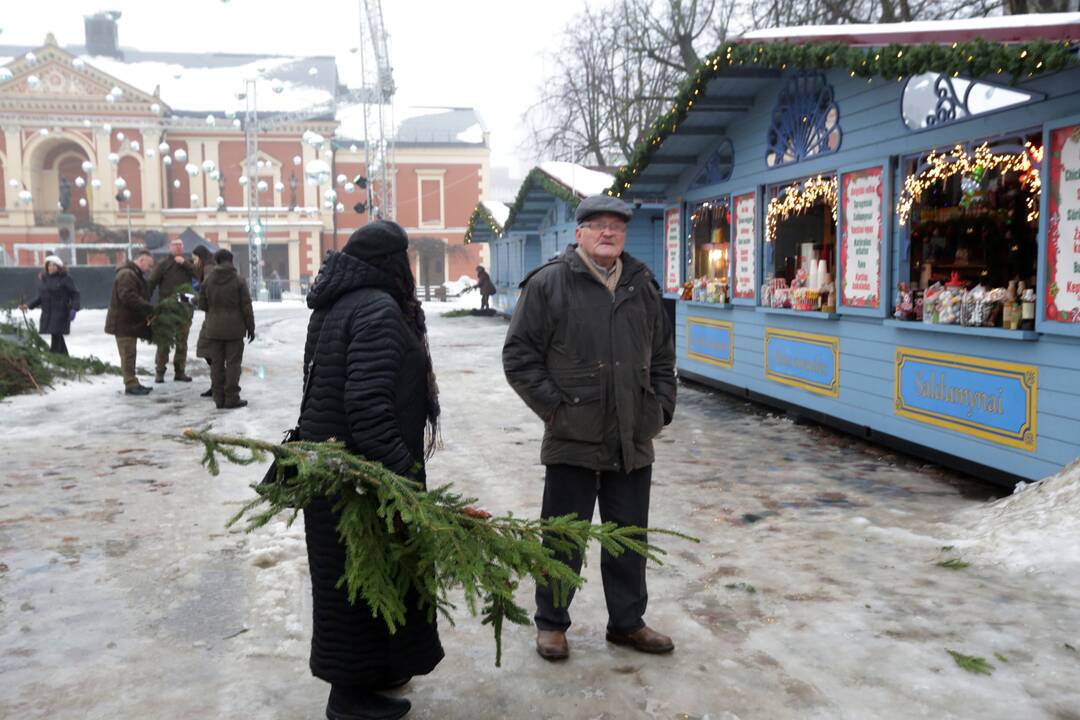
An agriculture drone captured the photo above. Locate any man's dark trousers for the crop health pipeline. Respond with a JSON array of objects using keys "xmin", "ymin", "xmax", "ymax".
[{"xmin": 534, "ymin": 463, "xmax": 651, "ymax": 635}]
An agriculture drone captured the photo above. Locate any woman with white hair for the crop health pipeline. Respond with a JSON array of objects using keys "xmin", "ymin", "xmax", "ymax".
[{"xmin": 19, "ymin": 254, "xmax": 81, "ymax": 355}]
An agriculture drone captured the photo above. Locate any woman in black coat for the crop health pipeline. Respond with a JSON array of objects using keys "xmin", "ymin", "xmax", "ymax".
[
  {"xmin": 299, "ymin": 221, "xmax": 442, "ymax": 720},
  {"xmin": 19, "ymin": 255, "xmax": 80, "ymax": 355}
]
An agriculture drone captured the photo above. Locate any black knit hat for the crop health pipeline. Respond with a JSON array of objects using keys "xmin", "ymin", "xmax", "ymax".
[{"xmin": 344, "ymin": 220, "xmax": 409, "ymax": 260}]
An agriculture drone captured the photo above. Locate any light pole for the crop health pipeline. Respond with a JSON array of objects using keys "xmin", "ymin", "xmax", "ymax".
[{"xmin": 116, "ymin": 187, "xmax": 132, "ymax": 259}]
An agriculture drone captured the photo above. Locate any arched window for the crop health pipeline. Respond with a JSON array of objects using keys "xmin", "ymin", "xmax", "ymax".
[
  {"xmin": 766, "ymin": 73, "xmax": 842, "ymax": 168},
  {"xmin": 901, "ymin": 73, "xmax": 1042, "ymax": 131}
]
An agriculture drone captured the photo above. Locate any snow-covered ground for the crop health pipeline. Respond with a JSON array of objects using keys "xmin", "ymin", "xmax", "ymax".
[{"xmin": 2, "ymin": 295, "xmax": 1079, "ymax": 719}]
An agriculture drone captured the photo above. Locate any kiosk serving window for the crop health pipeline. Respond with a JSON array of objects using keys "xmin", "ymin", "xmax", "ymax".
[
  {"xmin": 763, "ymin": 175, "xmax": 838, "ymax": 312},
  {"xmin": 688, "ymin": 199, "xmax": 731, "ymax": 303},
  {"xmin": 894, "ymin": 135, "xmax": 1041, "ymax": 330}
]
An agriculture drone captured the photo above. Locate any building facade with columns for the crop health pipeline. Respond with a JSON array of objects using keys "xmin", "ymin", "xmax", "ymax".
[{"xmin": 0, "ymin": 16, "xmax": 489, "ymax": 292}]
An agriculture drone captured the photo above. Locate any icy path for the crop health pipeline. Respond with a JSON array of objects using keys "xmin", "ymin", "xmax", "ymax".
[{"xmin": 2, "ymin": 299, "xmax": 1078, "ymax": 719}]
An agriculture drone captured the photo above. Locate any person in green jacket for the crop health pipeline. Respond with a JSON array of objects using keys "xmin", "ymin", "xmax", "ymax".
[
  {"xmin": 104, "ymin": 250, "xmax": 156, "ymax": 395},
  {"xmin": 197, "ymin": 249, "xmax": 255, "ymax": 409},
  {"xmin": 147, "ymin": 237, "xmax": 196, "ymax": 383}
]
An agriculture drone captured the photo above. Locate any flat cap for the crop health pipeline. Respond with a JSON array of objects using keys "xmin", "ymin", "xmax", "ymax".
[
  {"xmin": 575, "ymin": 194, "xmax": 633, "ymax": 224},
  {"xmin": 344, "ymin": 220, "xmax": 409, "ymax": 260}
]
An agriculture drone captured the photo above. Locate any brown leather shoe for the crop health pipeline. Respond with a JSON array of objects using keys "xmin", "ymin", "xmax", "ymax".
[
  {"xmin": 606, "ymin": 625, "xmax": 674, "ymax": 654},
  {"xmin": 536, "ymin": 629, "xmax": 569, "ymax": 661}
]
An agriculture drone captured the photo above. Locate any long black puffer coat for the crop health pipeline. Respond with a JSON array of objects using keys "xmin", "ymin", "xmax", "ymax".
[
  {"xmin": 298, "ymin": 250, "xmax": 443, "ymax": 689},
  {"xmin": 28, "ymin": 271, "xmax": 80, "ymax": 336}
]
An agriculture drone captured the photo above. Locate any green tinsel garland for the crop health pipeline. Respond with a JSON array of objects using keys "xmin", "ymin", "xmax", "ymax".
[
  {"xmin": 503, "ymin": 167, "xmax": 585, "ymax": 233},
  {"xmin": 183, "ymin": 427, "xmax": 697, "ymax": 666},
  {"xmin": 609, "ymin": 39, "xmax": 1077, "ymax": 195},
  {"xmin": 464, "ymin": 203, "xmax": 505, "ymax": 244}
]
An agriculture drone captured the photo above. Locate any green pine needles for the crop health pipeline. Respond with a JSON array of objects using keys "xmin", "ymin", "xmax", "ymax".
[
  {"xmin": 0, "ymin": 308, "xmax": 119, "ymax": 398},
  {"xmin": 182, "ymin": 427, "xmax": 697, "ymax": 666},
  {"xmin": 148, "ymin": 283, "xmax": 195, "ymax": 354}
]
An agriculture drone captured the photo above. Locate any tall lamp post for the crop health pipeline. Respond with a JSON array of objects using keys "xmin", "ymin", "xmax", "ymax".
[{"xmin": 115, "ymin": 183, "xmax": 132, "ymax": 260}]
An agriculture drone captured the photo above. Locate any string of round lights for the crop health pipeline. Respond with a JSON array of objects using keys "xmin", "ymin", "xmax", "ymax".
[{"xmin": 766, "ymin": 175, "xmax": 838, "ymax": 244}]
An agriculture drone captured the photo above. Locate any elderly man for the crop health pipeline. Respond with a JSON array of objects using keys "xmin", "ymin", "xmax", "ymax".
[
  {"xmin": 147, "ymin": 237, "xmax": 196, "ymax": 383},
  {"xmin": 503, "ymin": 194, "xmax": 677, "ymax": 661},
  {"xmin": 105, "ymin": 249, "xmax": 156, "ymax": 396}
]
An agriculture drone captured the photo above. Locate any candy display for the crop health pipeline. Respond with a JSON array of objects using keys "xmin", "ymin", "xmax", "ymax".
[{"xmin": 896, "ymin": 272, "xmax": 1030, "ymax": 331}]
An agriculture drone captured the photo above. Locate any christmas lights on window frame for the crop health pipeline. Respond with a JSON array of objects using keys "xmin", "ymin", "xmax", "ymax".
[{"xmin": 766, "ymin": 175, "xmax": 839, "ymax": 244}]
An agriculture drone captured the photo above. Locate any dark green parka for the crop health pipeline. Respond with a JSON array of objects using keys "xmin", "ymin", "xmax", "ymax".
[
  {"xmin": 502, "ymin": 245, "xmax": 676, "ymax": 473},
  {"xmin": 104, "ymin": 262, "xmax": 153, "ymax": 339},
  {"xmin": 197, "ymin": 262, "xmax": 255, "ymax": 341},
  {"xmin": 147, "ymin": 254, "xmax": 196, "ymax": 301}
]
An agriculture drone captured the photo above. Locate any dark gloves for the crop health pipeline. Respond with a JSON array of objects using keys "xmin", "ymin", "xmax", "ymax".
[{"xmin": 246, "ymin": 329, "xmax": 256, "ymax": 343}]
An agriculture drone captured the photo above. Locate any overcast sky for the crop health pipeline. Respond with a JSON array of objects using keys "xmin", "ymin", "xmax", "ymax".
[{"xmin": 4, "ymin": 0, "xmax": 589, "ymax": 177}]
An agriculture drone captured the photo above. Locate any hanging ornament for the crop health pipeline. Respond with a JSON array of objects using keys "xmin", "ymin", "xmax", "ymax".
[
  {"xmin": 191, "ymin": 194, "xmax": 200, "ymax": 205},
  {"xmin": 18, "ymin": 189, "xmax": 32, "ymax": 203},
  {"xmin": 105, "ymin": 93, "xmax": 116, "ymax": 104},
  {"xmin": 0, "ymin": 68, "xmax": 13, "ymax": 82},
  {"xmin": 74, "ymin": 177, "xmax": 86, "ymax": 188},
  {"xmin": 305, "ymin": 159, "xmax": 331, "ymax": 185},
  {"xmin": 78, "ymin": 198, "xmax": 87, "ymax": 208},
  {"xmin": 344, "ymin": 182, "xmax": 355, "ymax": 193},
  {"xmin": 25, "ymin": 52, "xmax": 37, "ymax": 63},
  {"xmin": 185, "ymin": 163, "xmax": 200, "ymax": 177},
  {"xmin": 82, "ymin": 119, "xmax": 92, "ymax": 128},
  {"xmin": 38, "ymin": 128, "xmax": 49, "ymax": 136},
  {"xmin": 272, "ymin": 79, "xmax": 284, "ymax": 94},
  {"xmin": 7, "ymin": 179, "xmax": 20, "ymax": 188},
  {"xmin": 202, "ymin": 160, "xmax": 217, "ymax": 174},
  {"xmin": 122, "ymin": 189, "xmax": 131, "ymax": 200},
  {"xmin": 256, "ymin": 179, "xmax": 269, "ymax": 192},
  {"xmin": 274, "ymin": 181, "xmax": 285, "ymax": 192},
  {"xmin": 103, "ymin": 123, "xmax": 112, "ymax": 133},
  {"xmin": 158, "ymin": 142, "xmax": 170, "ymax": 154},
  {"xmin": 150, "ymin": 103, "xmax": 162, "ymax": 115},
  {"xmin": 232, "ymin": 119, "xmax": 242, "ymax": 128},
  {"xmin": 174, "ymin": 148, "xmax": 188, "ymax": 162},
  {"xmin": 129, "ymin": 140, "xmax": 140, "ymax": 152},
  {"xmin": 336, "ymin": 173, "xmax": 347, "ymax": 185},
  {"xmin": 238, "ymin": 175, "xmax": 249, "ymax": 186},
  {"xmin": 27, "ymin": 74, "xmax": 40, "ymax": 88},
  {"xmin": 72, "ymin": 58, "xmax": 85, "ymax": 69},
  {"xmin": 115, "ymin": 177, "xmax": 127, "ymax": 190},
  {"xmin": 308, "ymin": 67, "xmax": 318, "ymax": 76},
  {"xmin": 108, "ymin": 152, "xmax": 120, "ymax": 166},
  {"xmin": 206, "ymin": 114, "xmax": 216, "ymax": 126},
  {"xmin": 173, "ymin": 179, "xmax": 181, "ymax": 188},
  {"xmin": 323, "ymin": 189, "xmax": 337, "ymax": 202},
  {"xmin": 292, "ymin": 155, "xmax": 302, "ymax": 166},
  {"xmin": 116, "ymin": 131, "xmax": 125, "ymax": 141},
  {"xmin": 163, "ymin": 155, "xmax": 173, "ymax": 167},
  {"xmin": 91, "ymin": 179, "xmax": 102, "ymax": 190},
  {"xmin": 336, "ymin": 202, "xmax": 344, "ymax": 213},
  {"xmin": 349, "ymin": 144, "xmax": 358, "ymax": 153},
  {"xmin": 110, "ymin": 86, "xmax": 123, "ymax": 98},
  {"xmin": 146, "ymin": 149, "xmax": 155, "ymax": 158}
]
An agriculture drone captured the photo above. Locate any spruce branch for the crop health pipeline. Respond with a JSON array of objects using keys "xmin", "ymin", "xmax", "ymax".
[{"xmin": 181, "ymin": 427, "xmax": 697, "ymax": 666}]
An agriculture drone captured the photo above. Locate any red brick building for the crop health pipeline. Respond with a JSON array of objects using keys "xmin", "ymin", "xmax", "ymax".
[{"xmin": 0, "ymin": 14, "xmax": 489, "ymax": 291}]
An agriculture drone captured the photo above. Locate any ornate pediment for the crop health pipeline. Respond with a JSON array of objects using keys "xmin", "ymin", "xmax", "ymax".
[{"xmin": 0, "ymin": 44, "xmax": 169, "ymax": 115}]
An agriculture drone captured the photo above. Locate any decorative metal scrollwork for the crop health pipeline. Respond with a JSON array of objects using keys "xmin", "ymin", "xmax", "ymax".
[
  {"xmin": 766, "ymin": 73, "xmax": 842, "ymax": 168},
  {"xmin": 902, "ymin": 73, "xmax": 1041, "ymax": 131},
  {"xmin": 691, "ymin": 139, "xmax": 734, "ymax": 189}
]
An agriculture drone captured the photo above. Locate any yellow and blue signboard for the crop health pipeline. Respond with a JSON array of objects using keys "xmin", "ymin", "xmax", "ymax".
[
  {"xmin": 894, "ymin": 347, "xmax": 1037, "ymax": 451},
  {"xmin": 764, "ymin": 328, "xmax": 840, "ymax": 397},
  {"xmin": 687, "ymin": 317, "xmax": 734, "ymax": 368}
]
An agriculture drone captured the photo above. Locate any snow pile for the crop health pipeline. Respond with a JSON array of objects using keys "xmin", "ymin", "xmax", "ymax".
[
  {"xmin": 539, "ymin": 162, "xmax": 614, "ymax": 197},
  {"xmin": 457, "ymin": 123, "xmax": 485, "ymax": 144},
  {"xmin": 959, "ymin": 457, "xmax": 1080, "ymax": 571},
  {"xmin": 442, "ymin": 274, "xmax": 477, "ymax": 297},
  {"xmin": 236, "ymin": 519, "xmax": 310, "ymax": 659}
]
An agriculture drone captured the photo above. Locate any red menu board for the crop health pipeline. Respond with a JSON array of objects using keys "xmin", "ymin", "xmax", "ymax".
[
  {"xmin": 733, "ymin": 192, "xmax": 756, "ymax": 299},
  {"xmin": 1047, "ymin": 125, "xmax": 1080, "ymax": 324},
  {"xmin": 664, "ymin": 208, "xmax": 681, "ymax": 294},
  {"xmin": 840, "ymin": 167, "xmax": 883, "ymax": 308}
]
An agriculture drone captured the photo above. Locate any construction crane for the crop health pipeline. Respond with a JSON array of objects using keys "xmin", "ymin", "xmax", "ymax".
[
  {"xmin": 240, "ymin": 0, "xmax": 395, "ymax": 296},
  {"xmin": 356, "ymin": 0, "xmax": 396, "ymax": 221}
]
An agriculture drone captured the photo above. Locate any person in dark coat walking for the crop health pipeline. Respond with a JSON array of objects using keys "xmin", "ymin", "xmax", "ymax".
[
  {"xmin": 105, "ymin": 250, "xmax": 156, "ymax": 395},
  {"xmin": 191, "ymin": 245, "xmax": 216, "ymax": 398},
  {"xmin": 475, "ymin": 265, "xmax": 495, "ymax": 310},
  {"xmin": 148, "ymin": 237, "xmax": 196, "ymax": 383},
  {"xmin": 298, "ymin": 220, "xmax": 443, "ymax": 720},
  {"xmin": 196, "ymin": 249, "xmax": 254, "ymax": 409},
  {"xmin": 502, "ymin": 194, "xmax": 677, "ymax": 662},
  {"xmin": 19, "ymin": 254, "xmax": 80, "ymax": 355}
]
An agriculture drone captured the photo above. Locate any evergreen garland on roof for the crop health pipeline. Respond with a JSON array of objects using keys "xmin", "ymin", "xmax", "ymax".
[
  {"xmin": 504, "ymin": 167, "xmax": 584, "ymax": 232},
  {"xmin": 464, "ymin": 203, "xmax": 503, "ymax": 244},
  {"xmin": 609, "ymin": 38, "xmax": 1076, "ymax": 196}
]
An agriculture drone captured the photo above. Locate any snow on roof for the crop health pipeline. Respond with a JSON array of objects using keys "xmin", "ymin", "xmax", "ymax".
[
  {"xmin": 740, "ymin": 12, "xmax": 1080, "ymax": 45},
  {"xmin": 336, "ymin": 105, "xmax": 488, "ymax": 145},
  {"xmin": 539, "ymin": 162, "xmax": 615, "ymax": 198},
  {"xmin": 84, "ymin": 53, "xmax": 337, "ymax": 114},
  {"xmin": 482, "ymin": 200, "xmax": 510, "ymax": 229},
  {"xmin": 0, "ymin": 43, "xmax": 339, "ymax": 114}
]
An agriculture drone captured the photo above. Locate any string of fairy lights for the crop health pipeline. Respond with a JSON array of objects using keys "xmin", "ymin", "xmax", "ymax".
[
  {"xmin": 765, "ymin": 175, "xmax": 838, "ymax": 244},
  {"xmin": 608, "ymin": 39, "xmax": 1075, "ymax": 198},
  {"xmin": 896, "ymin": 142, "xmax": 1043, "ymax": 226}
]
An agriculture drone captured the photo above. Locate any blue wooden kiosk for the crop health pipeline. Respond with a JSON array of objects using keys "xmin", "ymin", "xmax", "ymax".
[
  {"xmin": 612, "ymin": 17, "xmax": 1080, "ymax": 483},
  {"xmin": 467, "ymin": 162, "xmax": 666, "ymax": 316}
]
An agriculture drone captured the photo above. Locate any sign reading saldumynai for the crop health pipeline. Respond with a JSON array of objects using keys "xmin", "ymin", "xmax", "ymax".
[{"xmin": 894, "ymin": 347, "xmax": 1037, "ymax": 451}]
